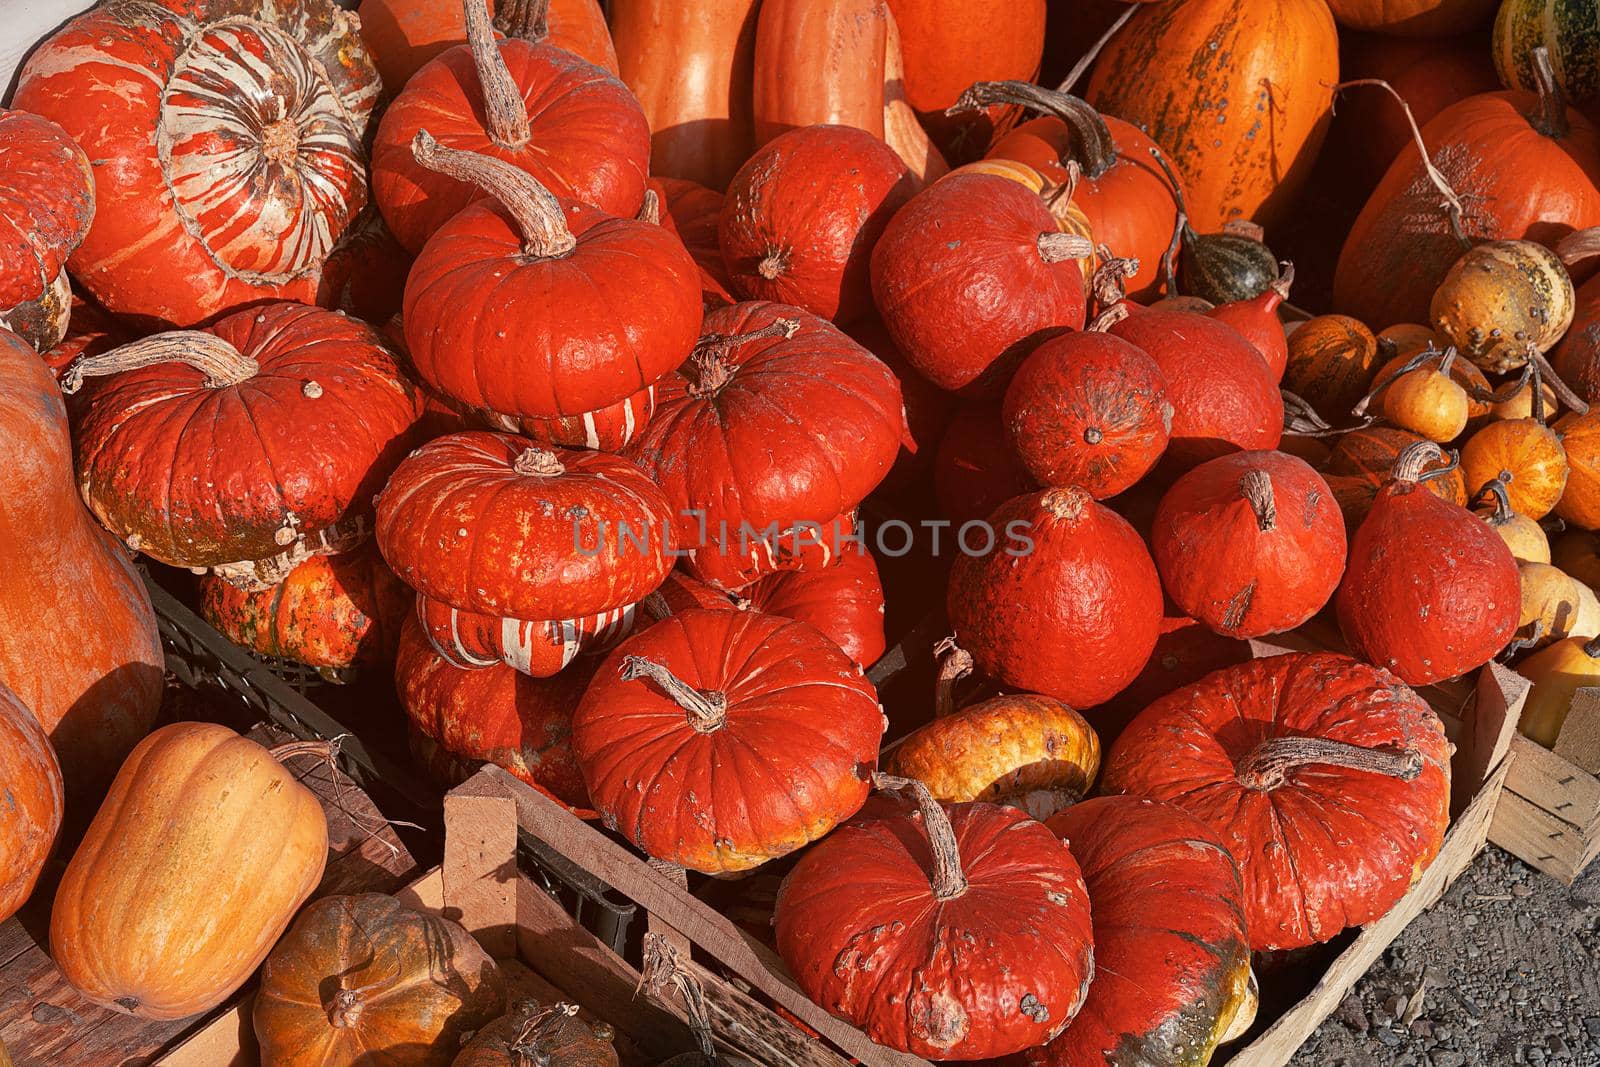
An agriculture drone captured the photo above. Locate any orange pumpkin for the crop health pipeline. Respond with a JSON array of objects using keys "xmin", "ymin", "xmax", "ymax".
[
  {"xmin": 1086, "ymin": 0, "xmax": 1338, "ymax": 228},
  {"xmin": 944, "ymin": 159, "xmax": 1095, "ymax": 285},
  {"xmin": 454, "ymin": 1002, "xmax": 619, "ymax": 1067},
  {"xmin": 0, "ymin": 681, "xmax": 62, "ymax": 925},
  {"xmin": 1461, "ymin": 418, "xmax": 1569, "ymax": 519},
  {"xmin": 1555, "ymin": 527, "xmax": 1600, "ymax": 586},
  {"xmin": 1326, "ymin": 0, "xmax": 1498, "ymax": 36},
  {"xmin": 1323, "ymin": 425, "xmax": 1469, "ymax": 527},
  {"xmin": 1475, "ymin": 477, "xmax": 1552, "ymax": 562},
  {"xmin": 1283, "ymin": 315, "xmax": 1383, "ymax": 421},
  {"xmin": 1556, "ymin": 409, "xmax": 1600, "ymax": 528}
]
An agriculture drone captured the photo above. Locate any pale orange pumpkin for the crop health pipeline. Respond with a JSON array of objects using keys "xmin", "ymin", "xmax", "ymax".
[
  {"xmin": 1556, "ymin": 409, "xmax": 1600, "ymax": 529},
  {"xmin": 1461, "ymin": 418, "xmax": 1570, "ymax": 519}
]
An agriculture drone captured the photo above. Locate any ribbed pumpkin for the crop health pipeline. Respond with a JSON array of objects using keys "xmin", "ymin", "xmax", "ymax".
[
  {"xmin": 1557, "ymin": 409, "xmax": 1600, "ymax": 527},
  {"xmin": 1085, "ymin": 0, "xmax": 1339, "ymax": 228},
  {"xmin": 751, "ymin": 0, "xmax": 888, "ymax": 146},
  {"xmin": 654, "ymin": 177, "xmax": 737, "ymax": 306},
  {"xmin": 372, "ymin": 0, "xmax": 647, "ymax": 254},
  {"xmin": 12, "ymin": 0, "xmax": 379, "ymax": 328},
  {"xmin": 254, "ymin": 893, "xmax": 506, "ymax": 1066},
  {"xmin": 1029, "ymin": 797, "xmax": 1252, "ymax": 1067},
  {"xmin": 741, "ymin": 546, "xmax": 888, "ymax": 666},
  {"xmin": 0, "ymin": 109, "xmax": 93, "ymax": 352},
  {"xmin": 1283, "ymin": 314, "xmax": 1383, "ymax": 422},
  {"xmin": 1432, "ymin": 239, "xmax": 1576, "ymax": 373},
  {"xmin": 1103, "ymin": 652, "xmax": 1452, "ymax": 950},
  {"xmin": 314, "ymin": 207, "xmax": 411, "ymax": 328},
  {"xmin": 1461, "ymin": 417, "xmax": 1570, "ymax": 519},
  {"xmin": 1337, "ymin": 442, "xmax": 1521, "ymax": 683},
  {"xmin": 1495, "ymin": 0, "xmax": 1600, "ymax": 103},
  {"xmin": 453, "ymin": 1001, "xmax": 619, "ymax": 1067},
  {"xmin": 871, "ymin": 173, "xmax": 1089, "ymax": 394},
  {"xmin": 51, "ymin": 723, "xmax": 329, "ymax": 1019},
  {"xmin": 949, "ymin": 487, "xmax": 1163, "ymax": 706},
  {"xmin": 0, "ymin": 681, "xmax": 62, "ymax": 925},
  {"xmin": 941, "ymin": 158, "xmax": 1098, "ymax": 287},
  {"xmin": 1323, "ymin": 425, "xmax": 1470, "ymax": 528},
  {"xmin": 934, "ymin": 402, "xmax": 1039, "ymax": 524},
  {"xmin": 1329, "ymin": 0, "xmax": 1497, "ymax": 34},
  {"xmin": 1152, "ymin": 451, "xmax": 1347, "ymax": 638}
]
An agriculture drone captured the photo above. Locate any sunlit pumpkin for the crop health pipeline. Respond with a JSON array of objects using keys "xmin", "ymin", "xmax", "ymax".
[
  {"xmin": 1556, "ymin": 409, "xmax": 1600, "ymax": 528},
  {"xmin": 1517, "ymin": 634, "xmax": 1600, "ymax": 746},
  {"xmin": 1461, "ymin": 417, "xmax": 1570, "ymax": 519},
  {"xmin": 1284, "ymin": 315, "xmax": 1383, "ymax": 422},
  {"xmin": 1475, "ymin": 477, "xmax": 1552, "ymax": 562},
  {"xmin": 1432, "ymin": 240, "xmax": 1576, "ymax": 374},
  {"xmin": 1518, "ymin": 561, "xmax": 1600, "ymax": 646}
]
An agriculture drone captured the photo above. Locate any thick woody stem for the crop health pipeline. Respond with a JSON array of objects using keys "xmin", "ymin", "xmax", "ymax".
[
  {"xmin": 637, "ymin": 187, "xmax": 661, "ymax": 224},
  {"xmin": 465, "ymin": 0, "xmax": 531, "ymax": 149},
  {"xmin": 872, "ymin": 772, "xmax": 969, "ymax": 901},
  {"xmin": 946, "ymin": 80, "xmax": 1117, "ymax": 178},
  {"xmin": 493, "ymin": 0, "xmax": 550, "ymax": 40},
  {"xmin": 1042, "ymin": 487, "xmax": 1088, "ymax": 521},
  {"xmin": 1091, "ymin": 249, "xmax": 1139, "ymax": 310},
  {"xmin": 1270, "ymin": 261, "xmax": 1296, "ymax": 302},
  {"xmin": 641, "ymin": 934, "xmax": 718, "ymax": 1064},
  {"xmin": 1239, "ymin": 469, "xmax": 1277, "ymax": 531},
  {"xmin": 1392, "ymin": 439, "xmax": 1446, "ymax": 484},
  {"xmin": 758, "ymin": 248, "xmax": 789, "ymax": 280},
  {"xmin": 620, "ymin": 656, "xmax": 727, "ymax": 732},
  {"xmin": 1471, "ymin": 476, "xmax": 1515, "ymax": 526},
  {"xmin": 328, "ymin": 989, "xmax": 364, "ymax": 1029},
  {"xmin": 1585, "ymin": 634, "xmax": 1600, "ymax": 658},
  {"xmin": 1335, "ymin": 79, "xmax": 1468, "ymax": 248},
  {"xmin": 1086, "ymin": 302, "xmax": 1130, "ymax": 333},
  {"xmin": 410, "ymin": 130, "xmax": 575, "ymax": 258},
  {"xmin": 513, "ymin": 447, "xmax": 565, "ymax": 476},
  {"xmin": 687, "ymin": 319, "xmax": 800, "ymax": 398},
  {"xmin": 62, "ymin": 331, "xmax": 258, "ymax": 394},
  {"xmin": 1038, "ymin": 231, "xmax": 1095, "ymax": 263},
  {"xmin": 1529, "ymin": 47, "xmax": 1570, "ymax": 139},
  {"xmin": 270, "ymin": 739, "xmax": 338, "ymax": 766},
  {"xmin": 1236, "ymin": 735, "xmax": 1423, "ymax": 791},
  {"xmin": 932, "ymin": 637, "xmax": 974, "ymax": 719}
]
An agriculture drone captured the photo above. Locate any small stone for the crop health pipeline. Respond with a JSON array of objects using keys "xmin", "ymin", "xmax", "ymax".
[
  {"xmin": 1513, "ymin": 883, "xmax": 1534, "ymax": 898},
  {"xmin": 1548, "ymin": 1035, "xmax": 1569, "ymax": 1057},
  {"xmin": 1463, "ymin": 913, "xmax": 1479, "ymax": 928},
  {"xmin": 1431, "ymin": 1052, "xmax": 1467, "ymax": 1067},
  {"xmin": 1387, "ymin": 993, "xmax": 1410, "ymax": 1018},
  {"xmin": 1583, "ymin": 1017, "xmax": 1600, "ymax": 1040},
  {"xmin": 1377, "ymin": 1028, "xmax": 1403, "ymax": 1048},
  {"xmin": 1514, "ymin": 986, "xmax": 1532, "ymax": 1005},
  {"xmin": 1335, "ymin": 994, "xmax": 1369, "ymax": 1033},
  {"xmin": 1412, "ymin": 1019, "xmax": 1436, "ymax": 1039}
]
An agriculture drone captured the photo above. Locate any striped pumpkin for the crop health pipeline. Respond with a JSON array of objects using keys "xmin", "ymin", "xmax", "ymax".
[
  {"xmin": 416, "ymin": 596, "xmax": 639, "ymax": 677},
  {"xmin": 1494, "ymin": 0, "xmax": 1600, "ymax": 103},
  {"xmin": 947, "ymin": 159, "xmax": 1096, "ymax": 285}
]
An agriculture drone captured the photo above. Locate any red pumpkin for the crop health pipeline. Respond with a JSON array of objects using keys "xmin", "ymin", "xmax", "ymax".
[
  {"xmin": 625, "ymin": 303, "xmax": 904, "ymax": 589},
  {"xmin": 871, "ymin": 173, "xmax": 1089, "ymax": 394},
  {"xmin": 1103, "ymin": 652, "xmax": 1452, "ymax": 950},
  {"xmin": 377, "ymin": 432, "xmax": 673, "ymax": 621},
  {"xmin": 402, "ymin": 136, "xmax": 701, "ymax": 423},
  {"xmin": 372, "ymin": 0, "xmax": 648, "ymax": 254},
  {"xmin": 480, "ymin": 385, "xmax": 657, "ymax": 453},
  {"xmin": 653, "ymin": 177, "xmax": 737, "ymax": 305},
  {"xmin": 571, "ymin": 608, "xmax": 886, "ymax": 873},
  {"xmin": 949, "ymin": 487, "xmax": 1163, "ymax": 706},
  {"xmin": 1152, "ymin": 450, "xmax": 1347, "ymax": 638},
  {"xmin": 1335, "ymin": 87, "xmax": 1600, "ymax": 330},
  {"xmin": 742, "ymin": 545, "xmax": 888, "ymax": 666},
  {"xmin": 67, "ymin": 303, "xmax": 421, "ymax": 577},
  {"xmin": 12, "ymin": 0, "xmax": 379, "ymax": 328},
  {"xmin": 1002, "ymin": 317, "xmax": 1172, "ymax": 498},
  {"xmin": 719, "ymin": 125, "xmax": 911, "ymax": 322},
  {"xmin": 1207, "ymin": 268, "xmax": 1292, "ymax": 380},
  {"xmin": 774, "ymin": 777, "xmax": 1094, "ymax": 1059},
  {"xmin": 0, "ymin": 109, "xmax": 93, "ymax": 352},
  {"xmin": 1089, "ymin": 613, "xmax": 1252, "ymax": 741},
  {"xmin": 415, "ymin": 596, "xmax": 638, "ymax": 677},
  {"xmin": 848, "ymin": 316, "xmax": 958, "ymax": 498},
  {"xmin": 199, "ymin": 542, "xmax": 412, "ymax": 671},
  {"xmin": 1554, "ymin": 269, "xmax": 1600, "ymax": 404},
  {"xmin": 314, "ymin": 207, "xmax": 412, "ymax": 328},
  {"xmin": 1031, "ymin": 797, "xmax": 1252, "ymax": 1067},
  {"xmin": 1337, "ymin": 441, "xmax": 1520, "ymax": 684},
  {"xmin": 0, "ymin": 681, "xmax": 63, "ymax": 925},
  {"xmin": 395, "ymin": 612, "xmax": 592, "ymax": 811},
  {"xmin": 933, "ymin": 403, "xmax": 1038, "ymax": 524},
  {"xmin": 41, "ymin": 295, "xmax": 127, "ymax": 385},
  {"xmin": 1108, "ymin": 304, "xmax": 1284, "ymax": 472}
]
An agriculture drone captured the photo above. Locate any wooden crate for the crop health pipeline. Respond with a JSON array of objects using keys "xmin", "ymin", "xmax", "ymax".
[{"xmin": 1489, "ymin": 687, "xmax": 1600, "ymax": 884}]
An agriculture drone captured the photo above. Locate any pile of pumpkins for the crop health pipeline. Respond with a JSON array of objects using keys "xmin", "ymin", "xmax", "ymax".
[{"xmin": 3, "ymin": 0, "xmax": 1600, "ymax": 1063}]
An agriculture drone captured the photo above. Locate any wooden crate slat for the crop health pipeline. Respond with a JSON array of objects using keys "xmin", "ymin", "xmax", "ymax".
[
  {"xmin": 1489, "ymin": 790, "xmax": 1595, "ymax": 884},
  {"xmin": 1503, "ymin": 734, "xmax": 1600, "ymax": 828}
]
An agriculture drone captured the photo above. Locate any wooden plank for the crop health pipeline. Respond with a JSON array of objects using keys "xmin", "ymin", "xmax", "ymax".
[
  {"xmin": 1459, "ymin": 663, "xmax": 1529, "ymax": 815},
  {"xmin": 1504, "ymin": 734, "xmax": 1600, "ymax": 827},
  {"xmin": 1554, "ymin": 686, "xmax": 1600, "ymax": 776},
  {"xmin": 441, "ymin": 778, "xmax": 520, "ymax": 958},
  {"xmin": 686, "ymin": 957, "xmax": 854, "ymax": 1067},
  {"xmin": 1488, "ymin": 789, "xmax": 1596, "ymax": 884}
]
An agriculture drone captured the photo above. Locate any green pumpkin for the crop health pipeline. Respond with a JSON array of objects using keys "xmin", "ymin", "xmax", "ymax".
[
  {"xmin": 1179, "ymin": 230, "xmax": 1281, "ymax": 305},
  {"xmin": 1494, "ymin": 0, "xmax": 1600, "ymax": 103}
]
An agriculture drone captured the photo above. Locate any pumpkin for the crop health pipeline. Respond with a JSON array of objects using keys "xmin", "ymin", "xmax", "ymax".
[
  {"xmin": 934, "ymin": 403, "xmax": 1039, "ymax": 524},
  {"xmin": 1370, "ymin": 340, "xmax": 1494, "ymax": 428},
  {"xmin": 871, "ymin": 173, "xmax": 1089, "ymax": 394},
  {"xmin": 885, "ymin": 691, "xmax": 1101, "ymax": 820},
  {"xmin": 1324, "ymin": 426, "xmax": 1470, "ymax": 505},
  {"xmin": 1489, "ymin": 376, "xmax": 1561, "ymax": 422},
  {"xmin": 948, "ymin": 487, "xmax": 1163, "ymax": 706},
  {"xmin": 0, "ymin": 681, "xmax": 62, "ymax": 925},
  {"xmin": 1329, "ymin": 0, "xmax": 1497, "ymax": 34},
  {"xmin": 942, "ymin": 158, "xmax": 1098, "ymax": 288},
  {"xmin": 1103, "ymin": 652, "xmax": 1451, "ymax": 950},
  {"xmin": 401, "ymin": 136, "xmax": 701, "ymax": 422},
  {"xmin": 0, "ymin": 109, "xmax": 93, "ymax": 352},
  {"xmin": 415, "ymin": 595, "xmax": 639, "ymax": 678},
  {"xmin": 51, "ymin": 723, "xmax": 329, "ymax": 1018},
  {"xmin": 1555, "ymin": 269, "xmax": 1600, "ymax": 403},
  {"xmin": 1554, "ymin": 527, "xmax": 1600, "ymax": 584},
  {"xmin": 1517, "ymin": 561, "xmax": 1600, "ymax": 645},
  {"xmin": 848, "ymin": 315, "xmax": 958, "ymax": 497},
  {"xmin": 1337, "ymin": 442, "xmax": 1520, "ymax": 684},
  {"xmin": 752, "ymin": 0, "xmax": 888, "ymax": 145},
  {"xmin": 315, "ymin": 207, "xmax": 412, "ymax": 328},
  {"xmin": 1152, "ymin": 450, "xmax": 1347, "ymax": 638},
  {"xmin": 775, "ymin": 775, "xmax": 1094, "ymax": 1059},
  {"xmin": 973, "ymin": 81, "xmax": 1181, "ymax": 301},
  {"xmin": 254, "ymin": 892, "xmax": 506, "ymax": 1066},
  {"xmin": 1283, "ymin": 314, "xmax": 1383, "ymax": 422},
  {"xmin": 1556, "ymin": 408, "xmax": 1600, "ymax": 527},
  {"xmin": 571, "ymin": 608, "xmax": 885, "ymax": 873},
  {"xmin": 1373, "ymin": 349, "xmax": 1473, "ymax": 442},
  {"xmin": 1086, "ymin": 0, "xmax": 1337, "ymax": 229},
  {"xmin": 12, "ymin": 0, "xmax": 379, "ymax": 328},
  {"xmin": 1208, "ymin": 266, "xmax": 1293, "ymax": 380},
  {"xmin": 1517, "ymin": 634, "xmax": 1600, "ymax": 745},
  {"xmin": 881, "ymin": 6, "xmax": 952, "ymax": 186},
  {"xmin": 1029, "ymin": 797, "xmax": 1253, "ymax": 1067},
  {"xmin": 1335, "ymin": 83, "xmax": 1600, "ymax": 331},
  {"xmin": 1432, "ymin": 239, "xmax": 1576, "ymax": 373},
  {"xmin": 357, "ymin": 0, "xmax": 619, "ymax": 91},
  {"xmin": 0, "ymin": 327, "xmax": 161, "ymax": 795},
  {"xmin": 610, "ymin": 0, "xmax": 761, "ymax": 190},
  {"xmin": 624, "ymin": 303, "xmax": 904, "ymax": 590},
  {"xmin": 377, "ymin": 433, "xmax": 673, "ymax": 621},
  {"xmin": 741, "ymin": 545, "xmax": 888, "ymax": 666},
  {"xmin": 1107, "ymin": 304, "xmax": 1284, "ymax": 472},
  {"xmin": 1461, "ymin": 417, "xmax": 1570, "ymax": 519},
  {"xmin": 654, "ymin": 177, "xmax": 737, "ymax": 305},
  {"xmin": 719, "ymin": 125, "xmax": 910, "ymax": 322},
  {"xmin": 1495, "ymin": 0, "xmax": 1600, "ymax": 103},
  {"xmin": 1175, "ymin": 220, "xmax": 1283, "ymax": 308},
  {"xmin": 483, "ymin": 385, "xmax": 658, "ymax": 453},
  {"xmin": 1089, "ymin": 613, "xmax": 1253, "ymax": 742},
  {"xmin": 397, "ymin": 613, "xmax": 593, "ymax": 811},
  {"xmin": 1001, "ymin": 315, "xmax": 1173, "ymax": 498},
  {"xmin": 1475, "ymin": 477, "xmax": 1553, "ymax": 561},
  {"xmin": 454, "ymin": 1001, "xmax": 619, "ymax": 1067},
  {"xmin": 372, "ymin": 0, "xmax": 647, "ymax": 255},
  {"xmin": 67, "ymin": 303, "xmax": 421, "ymax": 579}
]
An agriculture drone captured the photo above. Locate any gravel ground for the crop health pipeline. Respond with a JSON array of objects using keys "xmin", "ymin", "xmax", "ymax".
[{"xmin": 1292, "ymin": 846, "xmax": 1600, "ymax": 1066}]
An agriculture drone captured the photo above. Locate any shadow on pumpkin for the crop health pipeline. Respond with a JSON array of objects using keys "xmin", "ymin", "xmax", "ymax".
[{"xmin": 49, "ymin": 660, "xmax": 166, "ymax": 816}]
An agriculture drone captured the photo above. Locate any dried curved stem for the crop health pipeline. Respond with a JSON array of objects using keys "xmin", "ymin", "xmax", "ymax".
[
  {"xmin": 641, "ymin": 934, "xmax": 718, "ymax": 1064},
  {"xmin": 872, "ymin": 772, "xmax": 969, "ymax": 901},
  {"xmin": 1037, "ymin": 231, "xmax": 1095, "ymax": 263},
  {"xmin": 1091, "ymin": 250, "xmax": 1138, "ymax": 309},
  {"xmin": 620, "ymin": 656, "xmax": 727, "ymax": 732},
  {"xmin": 1471, "ymin": 476, "xmax": 1516, "ymax": 527},
  {"xmin": 1528, "ymin": 46, "xmax": 1570, "ymax": 140},
  {"xmin": 1239, "ymin": 469, "xmax": 1276, "ymax": 531},
  {"xmin": 637, "ymin": 187, "xmax": 661, "ymax": 225},
  {"xmin": 509, "ymin": 1001, "xmax": 582, "ymax": 1066},
  {"xmin": 932, "ymin": 637, "xmax": 974, "ymax": 719},
  {"xmin": 1531, "ymin": 347, "xmax": 1589, "ymax": 415},
  {"xmin": 1235, "ymin": 735, "xmax": 1422, "ymax": 791},
  {"xmin": 686, "ymin": 319, "xmax": 799, "ymax": 398},
  {"xmin": 62, "ymin": 331, "xmax": 258, "ymax": 394},
  {"xmin": 493, "ymin": 0, "xmax": 550, "ymax": 40},
  {"xmin": 1270, "ymin": 261, "xmax": 1296, "ymax": 302},
  {"xmin": 1334, "ymin": 79, "xmax": 1468, "ymax": 248},
  {"xmin": 465, "ymin": 0, "xmax": 531, "ymax": 149},
  {"xmin": 410, "ymin": 131, "xmax": 575, "ymax": 258},
  {"xmin": 513, "ymin": 447, "xmax": 565, "ymax": 476},
  {"xmin": 1502, "ymin": 618, "xmax": 1546, "ymax": 659},
  {"xmin": 947, "ymin": 80, "xmax": 1117, "ymax": 179},
  {"xmin": 1087, "ymin": 302, "xmax": 1130, "ymax": 333},
  {"xmin": 1392, "ymin": 439, "xmax": 1446, "ymax": 483},
  {"xmin": 1058, "ymin": 2, "xmax": 1138, "ymax": 95},
  {"xmin": 1354, "ymin": 343, "xmax": 1451, "ymax": 417}
]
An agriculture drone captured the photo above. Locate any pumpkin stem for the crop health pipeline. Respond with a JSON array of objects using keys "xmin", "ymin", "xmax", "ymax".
[
  {"xmin": 1470, "ymin": 476, "xmax": 1515, "ymax": 527},
  {"xmin": 509, "ymin": 1001, "xmax": 583, "ymax": 1066},
  {"xmin": 1056, "ymin": 2, "xmax": 1138, "ymax": 94},
  {"xmin": 1037, "ymin": 231, "xmax": 1095, "ymax": 264},
  {"xmin": 932, "ymin": 636, "xmax": 974, "ymax": 718},
  {"xmin": 946, "ymin": 80, "xmax": 1118, "ymax": 179},
  {"xmin": 1334, "ymin": 79, "xmax": 1469, "ymax": 249},
  {"xmin": 1161, "ymin": 209, "xmax": 1186, "ymax": 297},
  {"xmin": 619, "ymin": 655, "xmax": 728, "ymax": 732},
  {"xmin": 410, "ymin": 130, "xmax": 576, "ymax": 259},
  {"xmin": 1269, "ymin": 261, "xmax": 1296, "ymax": 304},
  {"xmin": 641, "ymin": 933, "xmax": 719, "ymax": 1064},
  {"xmin": 328, "ymin": 988, "xmax": 366, "ymax": 1029},
  {"xmin": 1235, "ymin": 735, "xmax": 1423, "ymax": 792},
  {"xmin": 1532, "ymin": 346, "xmax": 1590, "ymax": 415},
  {"xmin": 1355, "ymin": 343, "xmax": 1452, "ymax": 417},
  {"xmin": 1086, "ymin": 302, "xmax": 1129, "ymax": 333},
  {"xmin": 1391, "ymin": 440, "xmax": 1448, "ymax": 484},
  {"xmin": 493, "ymin": 0, "xmax": 550, "ymax": 40},
  {"xmin": 1147, "ymin": 148, "xmax": 1197, "ymax": 240},
  {"xmin": 1556, "ymin": 226, "xmax": 1600, "ymax": 274},
  {"xmin": 1528, "ymin": 47, "xmax": 1571, "ymax": 140},
  {"xmin": 1502, "ymin": 618, "xmax": 1547, "ymax": 659},
  {"xmin": 1090, "ymin": 249, "xmax": 1138, "ymax": 311},
  {"xmin": 872, "ymin": 772, "xmax": 969, "ymax": 901},
  {"xmin": 637, "ymin": 187, "xmax": 661, "ymax": 225},
  {"xmin": 61, "ymin": 331, "xmax": 258, "ymax": 395},
  {"xmin": 686, "ymin": 319, "xmax": 800, "ymax": 398},
  {"xmin": 464, "ymin": 0, "xmax": 532, "ymax": 149},
  {"xmin": 1239, "ymin": 469, "xmax": 1277, "ymax": 531},
  {"xmin": 1041, "ymin": 487, "xmax": 1088, "ymax": 521},
  {"xmin": 513, "ymin": 447, "xmax": 566, "ymax": 476},
  {"xmin": 268, "ymin": 738, "xmax": 337, "ymax": 766},
  {"xmin": 757, "ymin": 247, "xmax": 789, "ymax": 280},
  {"xmin": 1584, "ymin": 634, "xmax": 1600, "ymax": 658}
]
